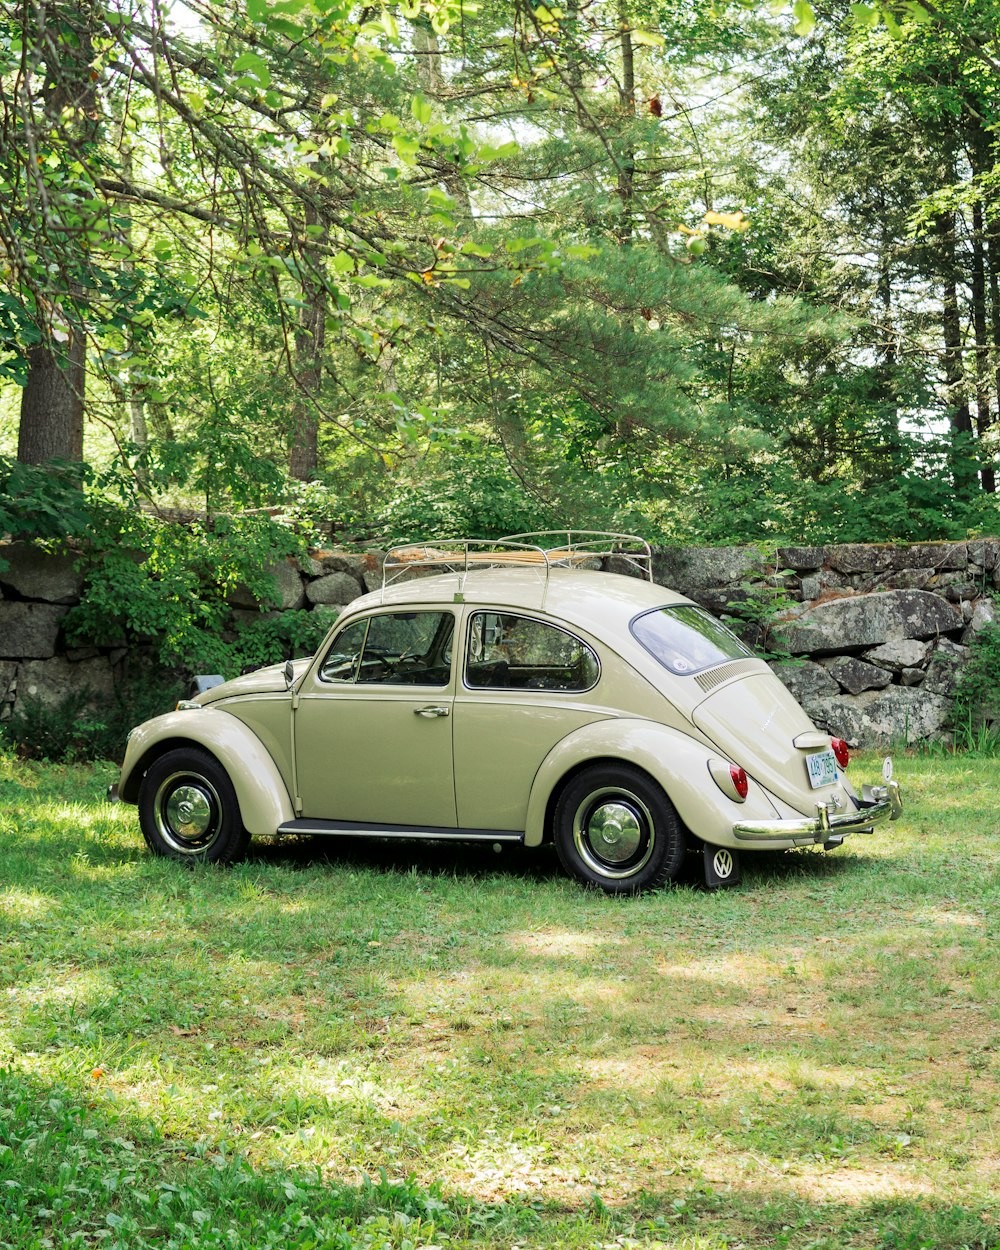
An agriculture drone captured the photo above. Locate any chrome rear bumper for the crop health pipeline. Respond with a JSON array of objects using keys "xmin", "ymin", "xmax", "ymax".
[{"xmin": 733, "ymin": 780, "xmax": 902, "ymax": 844}]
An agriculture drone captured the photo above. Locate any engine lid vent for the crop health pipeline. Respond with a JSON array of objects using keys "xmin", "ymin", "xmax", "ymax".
[{"xmin": 695, "ymin": 657, "xmax": 766, "ymax": 694}]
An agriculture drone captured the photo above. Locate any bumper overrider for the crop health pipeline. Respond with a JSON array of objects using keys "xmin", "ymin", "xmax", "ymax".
[{"xmin": 733, "ymin": 780, "xmax": 903, "ymax": 845}]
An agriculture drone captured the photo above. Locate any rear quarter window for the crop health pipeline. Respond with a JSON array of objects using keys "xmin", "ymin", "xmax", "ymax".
[{"xmin": 630, "ymin": 605, "xmax": 752, "ymax": 676}]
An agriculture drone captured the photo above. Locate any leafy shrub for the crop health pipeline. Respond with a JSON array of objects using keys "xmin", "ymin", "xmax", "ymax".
[
  {"xmin": 2, "ymin": 671, "xmax": 183, "ymax": 763},
  {"xmin": 950, "ymin": 617, "xmax": 1000, "ymax": 743},
  {"xmin": 230, "ymin": 607, "xmax": 340, "ymax": 673}
]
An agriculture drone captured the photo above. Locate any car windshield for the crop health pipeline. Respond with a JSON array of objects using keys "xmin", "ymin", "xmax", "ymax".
[{"xmin": 630, "ymin": 605, "xmax": 752, "ymax": 676}]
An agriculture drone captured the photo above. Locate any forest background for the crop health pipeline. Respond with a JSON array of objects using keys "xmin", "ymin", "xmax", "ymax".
[{"xmin": 2, "ymin": 0, "xmax": 1000, "ymax": 681}]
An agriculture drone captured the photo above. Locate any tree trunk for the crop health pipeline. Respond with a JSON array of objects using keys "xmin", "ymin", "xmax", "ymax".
[
  {"xmin": 16, "ymin": 1, "xmax": 97, "ymax": 466},
  {"xmin": 288, "ymin": 208, "xmax": 327, "ymax": 481},
  {"xmin": 17, "ymin": 338, "xmax": 86, "ymax": 463},
  {"xmin": 988, "ymin": 214, "xmax": 1000, "ymax": 437},
  {"xmin": 616, "ymin": 2, "xmax": 636, "ymax": 245},
  {"xmin": 940, "ymin": 213, "xmax": 975, "ymax": 493},
  {"xmin": 971, "ymin": 199, "xmax": 995, "ymax": 492}
]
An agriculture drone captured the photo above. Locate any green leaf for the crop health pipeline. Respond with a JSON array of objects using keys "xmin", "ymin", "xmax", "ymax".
[
  {"xmin": 904, "ymin": 0, "xmax": 932, "ymax": 20},
  {"xmin": 411, "ymin": 94, "xmax": 433, "ymax": 125},
  {"xmin": 477, "ymin": 140, "xmax": 519, "ymax": 162},
  {"xmin": 393, "ymin": 134, "xmax": 420, "ymax": 160},
  {"xmin": 631, "ymin": 29, "xmax": 666, "ymax": 46},
  {"xmin": 792, "ymin": 0, "xmax": 815, "ymax": 35},
  {"xmin": 849, "ymin": 2, "xmax": 878, "ymax": 25},
  {"xmin": 247, "ymin": 0, "xmax": 267, "ymax": 20},
  {"xmin": 232, "ymin": 51, "xmax": 271, "ymax": 87}
]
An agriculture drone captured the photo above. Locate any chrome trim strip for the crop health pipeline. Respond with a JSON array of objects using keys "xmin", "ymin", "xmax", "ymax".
[{"xmin": 277, "ymin": 818, "xmax": 523, "ymax": 842}]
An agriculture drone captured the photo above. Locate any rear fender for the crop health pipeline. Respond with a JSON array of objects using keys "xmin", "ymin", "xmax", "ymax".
[
  {"xmin": 524, "ymin": 718, "xmax": 780, "ymax": 849},
  {"xmin": 119, "ymin": 709, "xmax": 294, "ymax": 835}
]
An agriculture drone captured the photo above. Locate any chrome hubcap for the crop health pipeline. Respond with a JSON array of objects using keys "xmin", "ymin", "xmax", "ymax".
[
  {"xmin": 586, "ymin": 802, "xmax": 642, "ymax": 862},
  {"xmin": 573, "ymin": 788, "xmax": 655, "ymax": 880},
  {"xmin": 154, "ymin": 772, "xmax": 222, "ymax": 855}
]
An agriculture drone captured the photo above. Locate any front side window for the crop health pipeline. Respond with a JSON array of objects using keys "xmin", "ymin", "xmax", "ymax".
[
  {"xmin": 320, "ymin": 611, "xmax": 454, "ymax": 686},
  {"xmin": 466, "ymin": 612, "xmax": 599, "ymax": 691},
  {"xmin": 631, "ymin": 605, "xmax": 752, "ymax": 676}
]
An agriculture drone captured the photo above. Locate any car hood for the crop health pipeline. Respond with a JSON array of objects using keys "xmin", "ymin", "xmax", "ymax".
[
  {"xmin": 692, "ymin": 671, "xmax": 854, "ymax": 814},
  {"xmin": 198, "ymin": 658, "xmax": 311, "ymax": 704}
]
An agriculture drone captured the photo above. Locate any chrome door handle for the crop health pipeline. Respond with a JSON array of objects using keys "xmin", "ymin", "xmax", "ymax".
[{"xmin": 414, "ymin": 705, "xmax": 450, "ymax": 717}]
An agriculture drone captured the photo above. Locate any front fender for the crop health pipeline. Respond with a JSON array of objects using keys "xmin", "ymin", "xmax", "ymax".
[
  {"xmin": 523, "ymin": 718, "xmax": 780, "ymax": 849},
  {"xmin": 118, "ymin": 709, "xmax": 294, "ymax": 836}
]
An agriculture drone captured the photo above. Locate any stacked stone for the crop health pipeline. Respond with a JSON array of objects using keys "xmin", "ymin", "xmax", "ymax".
[
  {"xmin": 643, "ymin": 540, "xmax": 998, "ymax": 746},
  {"xmin": 0, "ymin": 542, "xmax": 118, "ymax": 719},
  {"xmin": 3, "ymin": 537, "xmax": 999, "ymax": 746}
]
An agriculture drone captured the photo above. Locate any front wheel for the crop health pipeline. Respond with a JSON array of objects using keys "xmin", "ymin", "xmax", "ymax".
[
  {"xmin": 553, "ymin": 764, "xmax": 686, "ymax": 894},
  {"xmin": 138, "ymin": 747, "xmax": 250, "ymax": 864}
]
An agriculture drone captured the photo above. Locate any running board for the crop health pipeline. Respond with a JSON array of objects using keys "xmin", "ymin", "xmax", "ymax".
[{"xmin": 277, "ymin": 818, "xmax": 524, "ymax": 843}]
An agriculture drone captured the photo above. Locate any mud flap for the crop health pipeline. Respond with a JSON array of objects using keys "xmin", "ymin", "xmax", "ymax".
[{"xmin": 704, "ymin": 844, "xmax": 741, "ymax": 889}]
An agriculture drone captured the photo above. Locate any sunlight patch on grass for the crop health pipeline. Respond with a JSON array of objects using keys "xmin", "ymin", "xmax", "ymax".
[
  {"xmin": 0, "ymin": 886, "xmax": 55, "ymax": 918},
  {"xmin": 918, "ymin": 905, "xmax": 985, "ymax": 927},
  {"xmin": 509, "ymin": 928, "xmax": 625, "ymax": 957}
]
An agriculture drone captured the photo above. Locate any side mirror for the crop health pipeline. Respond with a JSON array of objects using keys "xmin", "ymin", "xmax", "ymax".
[{"xmin": 284, "ymin": 659, "xmax": 295, "ymax": 689}]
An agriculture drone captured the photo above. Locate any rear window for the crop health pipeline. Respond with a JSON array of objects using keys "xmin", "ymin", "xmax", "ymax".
[{"xmin": 630, "ymin": 605, "xmax": 752, "ymax": 676}]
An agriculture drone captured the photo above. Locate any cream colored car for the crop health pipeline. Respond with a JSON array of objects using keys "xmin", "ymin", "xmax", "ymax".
[{"xmin": 113, "ymin": 534, "xmax": 903, "ymax": 893}]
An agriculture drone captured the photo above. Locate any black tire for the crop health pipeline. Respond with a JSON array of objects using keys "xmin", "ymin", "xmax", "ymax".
[
  {"xmin": 553, "ymin": 764, "xmax": 686, "ymax": 894},
  {"xmin": 138, "ymin": 747, "xmax": 250, "ymax": 865}
]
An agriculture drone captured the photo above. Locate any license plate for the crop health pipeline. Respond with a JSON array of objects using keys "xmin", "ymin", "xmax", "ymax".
[{"xmin": 806, "ymin": 749, "xmax": 838, "ymax": 789}]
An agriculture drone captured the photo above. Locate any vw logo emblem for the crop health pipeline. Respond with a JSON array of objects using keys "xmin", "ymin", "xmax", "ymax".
[{"xmin": 713, "ymin": 849, "xmax": 734, "ymax": 879}]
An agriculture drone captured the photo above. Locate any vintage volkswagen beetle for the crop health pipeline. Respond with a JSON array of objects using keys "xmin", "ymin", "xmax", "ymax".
[{"xmin": 112, "ymin": 533, "xmax": 903, "ymax": 892}]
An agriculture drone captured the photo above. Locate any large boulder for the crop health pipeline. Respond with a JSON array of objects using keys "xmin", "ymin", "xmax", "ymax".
[
  {"xmin": 967, "ymin": 539, "xmax": 999, "ymax": 571},
  {"xmin": 922, "ymin": 639, "xmax": 971, "ymax": 697},
  {"xmin": 0, "ymin": 602, "xmax": 68, "ymax": 659},
  {"xmin": 825, "ymin": 657, "xmax": 892, "ymax": 695},
  {"xmin": 865, "ymin": 638, "xmax": 931, "ymax": 672},
  {"xmin": 810, "ymin": 686, "xmax": 953, "ymax": 747},
  {"xmin": 315, "ymin": 549, "xmax": 384, "ymax": 589},
  {"xmin": 824, "ymin": 544, "xmax": 899, "ymax": 575},
  {"xmin": 651, "ymin": 545, "xmax": 760, "ymax": 598},
  {"xmin": 962, "ymin": 598, "xmax": 995, "ymax": 641},
  {"xmin": 769, "ymin": 660, "xmax": 840, "ymax": 713},
  {"xmin": 0, "ymin": 542, "xmax": 84, "ymax": 604},
  {"xmin": 776, "ymin": 546, "xmax": 827, "ymax": 571},
  {"xmin": 825, "ymin": 542, "xmax": 966, "ymax": 576},
  {"xmin": 305, "ymin": 572, "xmax": 363, "ymax": 607},
  {"xmin": 774, "ymin": 590, "xmax": 962, "ymax": 656},
  {"xmin": 228, "ymin": 560, "xmax": 306, "ymax": 611},
  {"xmin": 16, "ymin": 655, "xmax": 114, "ymax": 709},
  {"xmin": 0, "ymin": 661, "xmax": 15, "ymax": 718}
]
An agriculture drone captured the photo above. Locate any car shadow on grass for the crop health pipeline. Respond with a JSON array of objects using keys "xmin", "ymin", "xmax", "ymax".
[
  {"xmin": 246, "ymin": 831, "xmax": 864, "ymax": 892},
  {"xmin": 247, "ymin": 832, "xmax": 569, "ymax": 883}
]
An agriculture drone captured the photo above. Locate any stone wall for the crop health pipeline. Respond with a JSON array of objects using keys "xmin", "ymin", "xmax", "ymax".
[
  {"xmin": 647, "ymin": 540, "xmax": 997, "ymax": 745},
  {"xmin": 1, "ymin": 538, "xmax": 995, "ymax": 746}
]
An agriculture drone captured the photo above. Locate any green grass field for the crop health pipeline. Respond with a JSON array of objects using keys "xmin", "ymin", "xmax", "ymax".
[{"xmin": 0, "ymin": 751, "xmax": 998, "ymax": 1250}]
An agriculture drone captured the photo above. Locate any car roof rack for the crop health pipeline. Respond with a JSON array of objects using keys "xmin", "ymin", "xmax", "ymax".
[{"xmin": 382, "ymin": 531, "xmax": 652, "ymax": 606}]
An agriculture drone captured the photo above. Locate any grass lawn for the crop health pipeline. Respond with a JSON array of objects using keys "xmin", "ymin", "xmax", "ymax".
[{"xmin": 0, "ymin": 751, "xmax": 998, "ymax": 1250}]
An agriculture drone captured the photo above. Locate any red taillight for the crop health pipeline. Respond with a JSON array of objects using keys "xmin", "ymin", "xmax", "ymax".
[
  {"xmin": 831, "ymin": 737, "xmax": 850, "ymax": 769},
  {"xmin": 729, "ymin": 765, "xmax": 749, "ymax": 799}
]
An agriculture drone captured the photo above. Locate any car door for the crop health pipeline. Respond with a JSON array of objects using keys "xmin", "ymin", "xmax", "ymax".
[
  {"xmin": 294, "ymin": 608, "xmax": 458, "ymax": 827},
  {"xmin": 452, "ymin": 610, "xmax": 610, "ymax": 831}
]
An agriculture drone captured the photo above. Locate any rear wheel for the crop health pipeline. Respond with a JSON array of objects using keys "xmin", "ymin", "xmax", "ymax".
[
  {"xmin": 138, "ymin": 748, "xmax": 250, "ymax": 864},
  {"xmin": 553, "ymin": 764, "xmax": 686, "ymax": 894}
]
